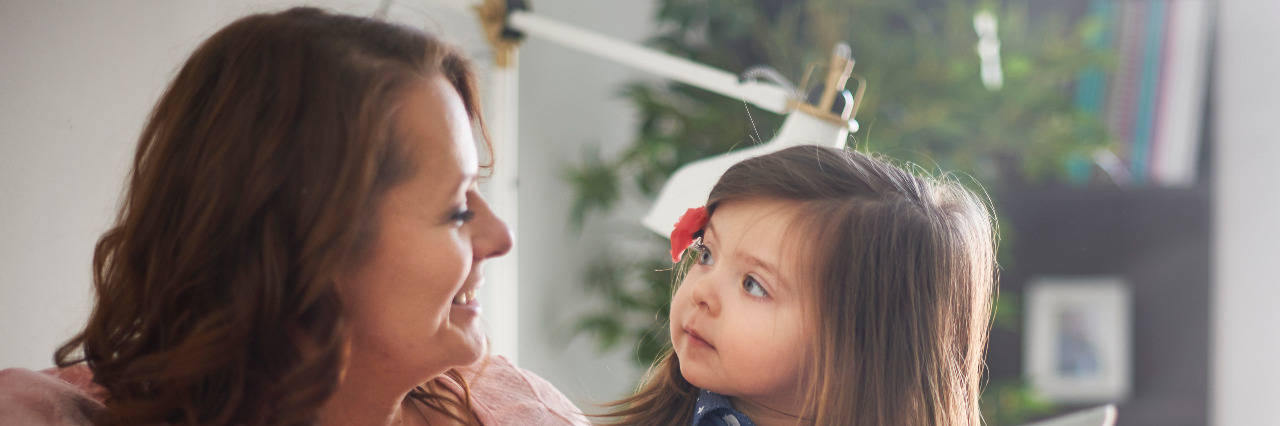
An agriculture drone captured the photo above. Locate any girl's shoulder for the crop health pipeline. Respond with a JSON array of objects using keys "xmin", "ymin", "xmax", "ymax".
[
  {"xmin": 0, "ymin": 364, "xmax": 103, "ymax": 425},
  {"xmin": 452, "ymin": 355, "xmax": 590, "ymax": 426}
]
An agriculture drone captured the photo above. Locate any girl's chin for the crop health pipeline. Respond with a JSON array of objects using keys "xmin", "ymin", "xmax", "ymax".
[{"xmin": 675, "ymin": 361, "xmax": 713, "ymax": 390}]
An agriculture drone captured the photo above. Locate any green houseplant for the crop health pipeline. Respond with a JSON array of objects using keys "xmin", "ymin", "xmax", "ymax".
[{"xmin": 565, "ymin": 0, "xmax": 1112, "ymax": 423}]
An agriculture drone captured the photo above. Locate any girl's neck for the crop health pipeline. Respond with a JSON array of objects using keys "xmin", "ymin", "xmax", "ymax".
[{"xmin": 730, "ymin": 395, "xmax": 804, "ymax": 426}]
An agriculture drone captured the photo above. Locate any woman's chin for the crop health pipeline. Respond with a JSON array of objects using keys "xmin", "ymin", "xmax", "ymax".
[
  {"xmin": 449, "ymin": 322, "xmax": 488, "ymax": 366},
  {"xmin": 463, "ymin": 330, "xmax": 487, "ymax": 361}
]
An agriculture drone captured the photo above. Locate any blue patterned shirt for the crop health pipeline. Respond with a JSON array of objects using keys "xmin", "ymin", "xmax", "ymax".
[{"xmin": 691, "ymin": 389, "xmax": 755, "ymax": 426}]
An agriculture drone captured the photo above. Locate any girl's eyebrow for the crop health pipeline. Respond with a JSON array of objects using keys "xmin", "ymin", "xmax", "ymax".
[
  {"xmin": 742, "ymin": 253, "xmax": 781, "ymax": 281},
  {"xmin": 742, "ymin": 252, "xmax": 793, "ymax": 295}
]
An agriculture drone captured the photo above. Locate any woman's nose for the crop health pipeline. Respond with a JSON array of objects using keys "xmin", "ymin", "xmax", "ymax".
[{"xmin": 472, "ymin": 194, "xmax": 513, "ymax": 260}]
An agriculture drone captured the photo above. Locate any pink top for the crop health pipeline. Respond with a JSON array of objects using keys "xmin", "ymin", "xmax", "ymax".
[
  {"xmin": 0, "ymin": 355, "xmax": 588, "ymax": 425},
  {"xmin": 452, "ymin": 355, "xmax": 589, "ymax": 425}
]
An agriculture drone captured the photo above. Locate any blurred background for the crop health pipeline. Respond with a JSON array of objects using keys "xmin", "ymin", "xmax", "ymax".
[{"xmin": 1, "ymin": 0, "xmax": 1274, "ymax": 424}]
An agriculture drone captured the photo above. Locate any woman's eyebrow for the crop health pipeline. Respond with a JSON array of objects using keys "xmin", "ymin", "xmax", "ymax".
[{"xmin": 451, "ymin": 171, "xmax": 476, "ymax": 197}]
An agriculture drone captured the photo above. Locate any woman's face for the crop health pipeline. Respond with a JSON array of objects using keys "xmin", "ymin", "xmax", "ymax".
[{"xmin": 336, "ymin": 76, "xmax": 512, "ymax": 381}]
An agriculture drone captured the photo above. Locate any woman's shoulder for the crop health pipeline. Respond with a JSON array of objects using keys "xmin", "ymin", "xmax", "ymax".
[
  {"xmin": 0, "ymin": 364, "xmax": 103, "ymax": 425},
  {"xmin": 456, "ymin": 355, "xmax": 590, "ymax": 425}
]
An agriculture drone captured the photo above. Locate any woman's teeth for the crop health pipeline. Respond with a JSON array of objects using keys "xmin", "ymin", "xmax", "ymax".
[{"xmin": 453, "ymin": 290, "xmax": 476, "ymax": 304}]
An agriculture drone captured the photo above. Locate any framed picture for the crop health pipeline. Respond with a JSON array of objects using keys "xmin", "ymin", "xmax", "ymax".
[{"xmin": 1024, "ymin": 276, "xmax": 1132, "ymax": 403}]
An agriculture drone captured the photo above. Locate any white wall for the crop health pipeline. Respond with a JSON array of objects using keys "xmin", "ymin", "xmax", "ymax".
[
  {"xmin": 1212, "ymin": 0, "xmax": 1280, "ymax": 424},
  {"xmin": 0, "ymin": 0, "xmax": 643, "ymax": 411},
  {"xmin": 0, "ymin": 0, "xmax": 224, "ymax": 371},
  {"xmin": 512, "ymin": 0, "xmax": 651, "ymax": 410}
]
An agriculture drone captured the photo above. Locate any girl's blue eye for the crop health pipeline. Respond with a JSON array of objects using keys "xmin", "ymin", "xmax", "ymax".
[
  {"xmin": 695, "ymin": 242, "xmax": 714, "ymax": 266},
  {"xmin": 742, "ymin": 276, "xmax": 768, "ymax": 298}
]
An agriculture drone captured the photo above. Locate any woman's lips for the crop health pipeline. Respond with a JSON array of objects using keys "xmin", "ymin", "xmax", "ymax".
[
  {"xmin": 454, "ymin": 273, "xmax": 483, "ymax": 305},
  {"xmin": 451, "ymin": 289, "xmax": 481, "ymax": 318},
  {"xmin": 684, "ymin": 327, "xmax": 715, "ymax": 350}
]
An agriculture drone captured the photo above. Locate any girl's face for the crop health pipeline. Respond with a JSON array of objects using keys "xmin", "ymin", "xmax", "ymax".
[
  {"xmin": 670, "ymin": 198, "xmax": 815, "ymax": 415},
  {"xmin": 335, "ymin": 76, "xmax": 513, "ymax": 384}
]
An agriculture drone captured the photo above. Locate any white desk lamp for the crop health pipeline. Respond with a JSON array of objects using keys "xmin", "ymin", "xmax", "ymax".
[{"xmin": 466, "ymin": 0, "xmax": 866, "ymax": 235}]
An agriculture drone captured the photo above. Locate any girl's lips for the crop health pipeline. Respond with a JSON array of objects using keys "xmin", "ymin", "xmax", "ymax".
[{"xmin": 684, "ymin": 327, "xmax": 715, "ymax": 350}]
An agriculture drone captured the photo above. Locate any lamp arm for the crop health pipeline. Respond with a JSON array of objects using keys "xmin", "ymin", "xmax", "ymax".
[{"xmin": 504, "ymin": 11, "xmax": 793, "ymax": 114}]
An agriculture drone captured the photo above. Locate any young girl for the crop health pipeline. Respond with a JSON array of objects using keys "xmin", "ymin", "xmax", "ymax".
[{"xmin": 604, "ymin": 145, "xmax": 996, "ymax": 425}]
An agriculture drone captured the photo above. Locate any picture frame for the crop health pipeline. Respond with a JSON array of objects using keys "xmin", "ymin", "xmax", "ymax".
[{"xmin": 1024, "ymin": 276, "xmax": 1132, "ymax": 403}]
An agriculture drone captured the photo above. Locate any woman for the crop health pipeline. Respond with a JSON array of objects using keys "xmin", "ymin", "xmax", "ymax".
[{"xmin": 0, "ymin": 7, "xmax": 585, "ymax": 425}]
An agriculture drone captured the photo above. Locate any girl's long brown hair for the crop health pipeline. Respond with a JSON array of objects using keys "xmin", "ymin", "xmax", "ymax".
[
  {"xmin": 55, "ymin": 7, "xmax": 490, "ymax": 425},
  {"xmin": 602, "ymin": 146, "xmax": 996, "ymax": 425}
]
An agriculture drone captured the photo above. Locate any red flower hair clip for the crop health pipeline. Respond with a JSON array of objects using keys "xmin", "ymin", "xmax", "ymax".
[{"xmin": 669, "ymin": 206, "xmax": 709, "ymax": 263}]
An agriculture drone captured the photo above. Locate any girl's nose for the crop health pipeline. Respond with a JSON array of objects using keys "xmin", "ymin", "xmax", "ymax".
[
  {"xmin": 686, "ymin": 272, "xmax": 720, "ymax": 316},
  {"xmin": 471, "ymin": 194, "xmax": 513, "ymax": 260}
]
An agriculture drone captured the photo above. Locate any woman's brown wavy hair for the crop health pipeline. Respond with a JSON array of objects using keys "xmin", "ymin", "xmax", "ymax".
[
  {"xmin": 601, "ymin": 146, "xmax": 997, "ymax": 425},
  {"xmin": 55, "ymin": 7, "xmax": 490, "ymax": 425}
]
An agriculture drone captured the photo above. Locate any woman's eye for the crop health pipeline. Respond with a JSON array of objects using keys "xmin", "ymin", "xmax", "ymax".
[
  {"xmin": 695, "ymin": 242, "xmax": 714, "ymax": 266},
  {"xmin": 451, "ymin": 209, "xmax": 476, "ymax": 224},
  {"xmin": 742, "ymin": 276, "xmax": 768, "ymax": 298}
]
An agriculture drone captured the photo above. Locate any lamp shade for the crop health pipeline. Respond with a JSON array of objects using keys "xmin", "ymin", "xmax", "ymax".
[{"xmin": 641, "ymin": 110, "xmax": 854, "ymax": 236}]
